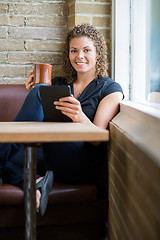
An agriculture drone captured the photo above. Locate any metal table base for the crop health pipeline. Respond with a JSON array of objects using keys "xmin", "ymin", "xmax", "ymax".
[{"xmin": 24, "ymin": 145, "xmax": 37, "ymax": 240}]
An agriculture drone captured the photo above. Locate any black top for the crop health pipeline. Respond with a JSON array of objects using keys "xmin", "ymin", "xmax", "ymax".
[{"xmin": 52, "ymin": 77, "xmax": 124, "ymax": 122}]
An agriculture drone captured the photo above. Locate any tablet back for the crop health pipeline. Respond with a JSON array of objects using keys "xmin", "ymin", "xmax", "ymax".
[{"xmin": 40, "ymin": 85, "xmax": 72, "ymax": 122}]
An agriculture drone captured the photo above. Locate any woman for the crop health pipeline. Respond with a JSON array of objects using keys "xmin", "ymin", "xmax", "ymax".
[{"xmin": 0, "ymin": 24, "xmax": 123, "ymax": 216}]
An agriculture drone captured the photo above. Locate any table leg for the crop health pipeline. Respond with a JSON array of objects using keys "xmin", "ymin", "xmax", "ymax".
[{"xmin": 24, "ymin": 145, "xmax": 37, "ymax": 240}]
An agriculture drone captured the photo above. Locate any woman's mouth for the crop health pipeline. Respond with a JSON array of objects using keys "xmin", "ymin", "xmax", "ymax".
[{"xmin": 76, "ymin": 62, "xmax": 87, "ymax": 65}]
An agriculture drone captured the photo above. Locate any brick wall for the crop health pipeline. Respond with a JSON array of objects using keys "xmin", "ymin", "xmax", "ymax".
[
  {"xmin": 0, "ymin": 0, "xmax": 68, "ymax": 84},
  {"xmin": 68, "ymin": 0, "xmax": 111, "ymax": 37},
  {"xmin": 0, "ymin": 0, "xmax": 112, "ymax": 84}
]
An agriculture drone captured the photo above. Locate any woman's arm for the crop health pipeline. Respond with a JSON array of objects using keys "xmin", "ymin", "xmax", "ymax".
[
  {"xmin": 54, "ymin": 91, "xmax": 123, "ymax": 146},
  {"xmin": 93, "ymin": 92, "xmax": 123, "ymax": 129},
  {"xmin": 54, "ymin": 91, "xmax": 123, "ymax": 129}
]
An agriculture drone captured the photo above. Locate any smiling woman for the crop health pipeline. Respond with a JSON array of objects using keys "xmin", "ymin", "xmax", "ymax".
[
  {"xmin": 0, "ymin": 24, "xmax": 123, "ymax": 217},
  {"xmin": 69, "ymin": 37, "xmax": 97, "ymax": 75},
  {"xmin": 63, "ymin": 24, "xmax": 108, "ymax": 84},
  {"xmin": 69, "ymin": 37, "xmax": 97, "ymax": 98}
]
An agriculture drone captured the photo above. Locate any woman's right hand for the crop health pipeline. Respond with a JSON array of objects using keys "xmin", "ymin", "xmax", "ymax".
[
  {"xmin": 54, "ymin": 95, "xmax": 92, "ymax": 125},
  {"xmin": 25, "ymin": 71, "xmax": 35, "ymax": 91}
]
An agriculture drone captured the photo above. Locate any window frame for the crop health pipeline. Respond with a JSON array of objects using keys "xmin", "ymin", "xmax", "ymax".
[
  {"xmin": 112, "ymin": 0, "xmax": 160, "ymax": 113},
  {"xmin": 112, "ymin": 0, "xmax": 130, "ymax": 100}
]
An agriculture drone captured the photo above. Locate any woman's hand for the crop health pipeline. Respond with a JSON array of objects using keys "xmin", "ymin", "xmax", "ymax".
[
  {"xmin": 25, "ymin": 71, "xmax": 35, "ymax": 91},
  {"xmin": 54, "ymin": 95, "xmax": 92, "ymax": 124},
  {"xmin": 54, "ymin": 95, "xmax": 99, "ymax": 146}
]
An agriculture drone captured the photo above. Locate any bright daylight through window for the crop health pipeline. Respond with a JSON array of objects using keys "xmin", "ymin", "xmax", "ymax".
[{"xmin": 112, "ymin": 0, "xmax": 160, "ymax": 108}]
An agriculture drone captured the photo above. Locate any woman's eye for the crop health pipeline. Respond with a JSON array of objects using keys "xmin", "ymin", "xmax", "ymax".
[
  {"xmin": 71, "ymin": 50, "xmax": 77, "ymax": 53},
  {"xmin": 84, "ymin": 49, "xmax": 91, "ymax": 53}
]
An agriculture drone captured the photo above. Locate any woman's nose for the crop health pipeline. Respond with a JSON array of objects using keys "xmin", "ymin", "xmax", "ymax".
[{"xmin": 77, "ymin": 50, "xmax": 84, "ymax": 58}]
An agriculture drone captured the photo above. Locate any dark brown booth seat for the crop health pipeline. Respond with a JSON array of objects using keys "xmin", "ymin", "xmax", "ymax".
[{"xmin": 0, "ymin": 84, "xmax": 108, "ymax": 240}]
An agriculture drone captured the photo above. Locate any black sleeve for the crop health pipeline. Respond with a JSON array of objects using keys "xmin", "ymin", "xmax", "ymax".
[{"xmin": 102, "ymin": 80, "xmax": 124, "ymax": 99}]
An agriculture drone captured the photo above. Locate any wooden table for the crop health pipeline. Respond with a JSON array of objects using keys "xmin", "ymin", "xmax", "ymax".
[{"xmin": 0, "ymin": 122, "xmax": 109, "ymax": 240}]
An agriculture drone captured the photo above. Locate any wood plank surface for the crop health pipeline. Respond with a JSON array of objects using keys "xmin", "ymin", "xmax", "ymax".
[{"xmin": 0, "ymin": 122, "xmax": 109, "ymax": 143}]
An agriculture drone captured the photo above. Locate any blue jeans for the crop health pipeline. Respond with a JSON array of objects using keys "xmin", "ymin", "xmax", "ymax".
[
  {"xmin": 0, "ymin": 85, "xmax": 46, "ymax": 187},
  {"xmin": 0, "ymin": 85, "xmax": 101, "ymax": 187}
]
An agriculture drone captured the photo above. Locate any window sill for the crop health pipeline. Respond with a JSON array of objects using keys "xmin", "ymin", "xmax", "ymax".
[{"xmin": 111, "ymin": 101, "xmax": 160, "ymax": 165}]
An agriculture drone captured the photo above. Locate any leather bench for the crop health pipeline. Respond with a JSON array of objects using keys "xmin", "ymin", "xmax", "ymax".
[{"xmin": 0, "ymin": 84, "xmax": 108, "ymax": 240}]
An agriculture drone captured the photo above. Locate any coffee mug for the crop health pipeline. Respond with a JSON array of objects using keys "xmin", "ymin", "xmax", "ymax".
[{"xmin": 34, "ymin": 63, "xmax": 52, "ymax": 85}]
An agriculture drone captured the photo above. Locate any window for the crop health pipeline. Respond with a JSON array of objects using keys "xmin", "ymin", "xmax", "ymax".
[
  {"xmin": 147, "ymin": 0, "xmax": 160, "ymax": 104},
  {"xmin": 112, "ymin": 0, "xmax": 160, "ymax": 107}
]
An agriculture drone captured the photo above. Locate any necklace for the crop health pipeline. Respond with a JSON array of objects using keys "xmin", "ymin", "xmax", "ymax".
[
  {"xmin": 74, "ymin": 82, "xmax": 82, "ymax": 98},
  {"xmin": 77, "ymin": 85, "xmax": 82, "ymax": 97}
]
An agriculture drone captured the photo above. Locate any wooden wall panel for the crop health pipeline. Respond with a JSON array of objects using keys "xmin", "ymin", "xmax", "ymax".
[{"xmin": 108, "ymin": 103, "xmax": 160, "ymax": 240}]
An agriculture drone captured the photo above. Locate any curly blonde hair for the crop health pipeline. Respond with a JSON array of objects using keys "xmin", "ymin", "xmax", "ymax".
[{"xmin": 62, "ymin": 24, "xmax": 108, "ymax": 83}]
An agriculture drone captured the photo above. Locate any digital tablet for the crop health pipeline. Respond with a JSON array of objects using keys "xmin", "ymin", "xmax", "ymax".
[{"xmin": 39, "ymin": 85, "xmax": 72, "ymax": 122}]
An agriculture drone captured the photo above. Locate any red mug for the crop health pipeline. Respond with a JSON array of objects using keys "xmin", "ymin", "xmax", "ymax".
[{"xmin": 34, "ymin": 63, "xmax": 52, "ymax": 85}]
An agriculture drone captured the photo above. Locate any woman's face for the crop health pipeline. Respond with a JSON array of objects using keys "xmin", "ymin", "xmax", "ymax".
[{"xmin": 69, "ymin": 37, "xmax": 97, "ymax": 77}]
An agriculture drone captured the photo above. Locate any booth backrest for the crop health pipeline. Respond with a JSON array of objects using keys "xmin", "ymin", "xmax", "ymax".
[
  {"xmin": 0, "ymin": 84, "xmax": 28, "ymax": 122},
  {"xmin": 0, "ymin": 84, "xmax": 108, "ymax": 240}
]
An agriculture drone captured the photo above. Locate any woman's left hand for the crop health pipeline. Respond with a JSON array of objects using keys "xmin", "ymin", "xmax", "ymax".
[{"xmin": 54, "ymin": 95, "xmax": 91, "ymax": 124}]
